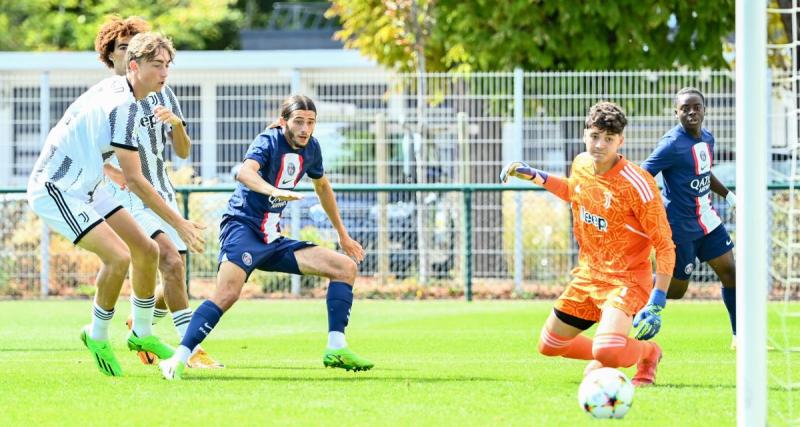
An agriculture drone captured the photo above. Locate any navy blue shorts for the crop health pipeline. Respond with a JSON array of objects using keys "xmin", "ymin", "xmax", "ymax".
[
  {"xmin": 673, "ymin": 225, "xmax": 734, "ymax": 280},
  {"xmin": 218, "ymin": 219, "xmax": 316, "ymax": 280}
]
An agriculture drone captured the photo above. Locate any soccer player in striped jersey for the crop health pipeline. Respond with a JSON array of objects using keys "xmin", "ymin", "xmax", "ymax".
[
  {"xmin": 26, "ymin": 32, "xmax": 206, "ymax": 377},
  {"xmin": 94, "ymin": 16, "xmax": 223, "ymax": 368},
  {"xmin": 158, "ymin": 95, "xmax": 373, "ymax": 380},
  {"xmin": 642, "ymin": 87, "xmax": 738, "ymax": 349},
  {"xmin": 501, "ymin": 102, "xmax": 675, "ymax": 387}
]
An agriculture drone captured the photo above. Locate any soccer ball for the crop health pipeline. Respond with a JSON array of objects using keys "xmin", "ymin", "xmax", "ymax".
[{"xmin": 578, "ymin": 367, "xmax": 635, "ymax": 419}]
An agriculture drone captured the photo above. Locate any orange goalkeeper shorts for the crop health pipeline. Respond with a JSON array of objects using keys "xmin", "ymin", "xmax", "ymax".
[{"xmin": 553, "ymin": 269, "xmax": 652, "ymax": 323}]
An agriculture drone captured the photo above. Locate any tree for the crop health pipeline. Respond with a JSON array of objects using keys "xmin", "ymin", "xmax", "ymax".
[
  {"xmin": 0, "ymin": 0, "xmax": 243, "ymax": 51},
  {"xmin": 327, "ymin": 0, "xmax": 735, "ymax": 72}
]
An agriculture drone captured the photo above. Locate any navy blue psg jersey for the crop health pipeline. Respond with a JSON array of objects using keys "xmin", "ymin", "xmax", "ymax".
[
  {"xmin": 641, "ymin": 124, "xmax": 722, "ymax": 244},
  {"xmin": 224, "ymin": 127, "xmax": 323, "ymax": 242}
]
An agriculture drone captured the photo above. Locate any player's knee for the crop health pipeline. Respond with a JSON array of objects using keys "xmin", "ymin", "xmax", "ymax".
[
  {"xmin": 159, "ymin": 251, "xmax": 185, "ymax": 281},
  {"xmin": 333, "ymin": 257, "xmax": 358, "ymax": 283},
  {"xmin": 537, "ymin": 329, "xmax": 566, "ymax": 357},
  {"xmin": 103, "ymin": 246, "xmax": 131, "ymax": 276},
  {"xmin": 537, "ymin": 339, "xmax": 563, "ymax": 357},
  {"xmin": 592, "ymin": 346, "xmax": 624, "ymax": 368},
  {"xmin": 667, "ymin": 280, "xmax": 689, "ymax": 299},
  {"xmin": 719, "ymin": 270, "xmax": 736, "ymax": 288},
  {"xmin": 131, "ymin": 238, "xmax": 159, "ymax": 263}
]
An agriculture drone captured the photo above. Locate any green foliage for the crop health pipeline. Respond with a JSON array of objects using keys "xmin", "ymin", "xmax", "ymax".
[
  {"xmin": 328, "ymin": 0, "xmax": 735, "ymax": 71},
  {"xmin": 0, "ymin": 0, "xmax": 243, "ymax": 51}
]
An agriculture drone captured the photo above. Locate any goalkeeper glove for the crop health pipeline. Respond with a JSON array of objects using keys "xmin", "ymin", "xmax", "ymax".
[
  {"xmin": 499, "ymin": 161, "xmax": 549, "ymax": 185},
  {"xmin": 633, "ymin": 288, "xmax": 666, "ymax": 340}
]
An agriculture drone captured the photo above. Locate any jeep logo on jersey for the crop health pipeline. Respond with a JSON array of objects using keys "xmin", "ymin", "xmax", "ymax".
[
  {"xmin": 579, "ymin": 206, "xmax": 608, "ymax": 232},
  {"xmin": 278, "ymin": 153, "xmax": 301, "ymax": 189},
  {"xmin": 140, "ymin": 114, "xmax": 158, "ymax": 129}
]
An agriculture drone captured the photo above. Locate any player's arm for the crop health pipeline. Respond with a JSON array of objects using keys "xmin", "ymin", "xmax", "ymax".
[
  {"xmin": 154, "ymin": 105, "xmax": 190, "ymax": 159},
  {"xmin": 103, "ymin": 163, "xmax": 127, "ymax": 189},
  {"xmin": 311, "ymin": 175, "xmax": 365, "ymax": 263},
  {"xmin": 640, "ymin": 137, "xmax": 675, "ymax": 178},
  {"xmin": 710, "ymin": 172, "xmax": 736, "ymax": 207},
  {"xmin": 499, "ymin": 161, "xmax": 570, "ymax": 202},
  {"xmin": 115, "ymin": 148, "xmax": 206, "ymax": 252},
  {"xmin": 236, "ymin": 159, "xmax": 303, "ymax": 201},
  {"xmin": 631, "ymin": 176, "xmax": 676, "ymax": 340}
]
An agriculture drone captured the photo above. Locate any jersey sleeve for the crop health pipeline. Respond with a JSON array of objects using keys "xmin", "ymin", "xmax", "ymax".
[
  {"xmin": 542, "ymin": 175, "xmax": 570, "ymax": 202},
  {"xmin": 633, "ymin": 172, "xmax": 676, "ymax": 275},
  {"xmin": 306, "ymin": 141, "xmax": 324, "ymax": 179},
  {"xmin": 109, "ymin": 101, "xmax": 139, "ymax": 151},
  {"xmin": 244, "ymin": 134, "xmax": 273, "ymax": 169},
  {"xmin": 164, "ymin": 85, "xmax": 185, "ymax": 121},
  {"xmin": 641, "ymin": 136, "xmax": 675, "ymax": 177}
]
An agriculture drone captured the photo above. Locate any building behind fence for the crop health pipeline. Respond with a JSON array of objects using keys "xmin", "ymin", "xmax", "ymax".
[{"xmin": 2, "ymin": 50, "xmax": 789, "ymax": 297}]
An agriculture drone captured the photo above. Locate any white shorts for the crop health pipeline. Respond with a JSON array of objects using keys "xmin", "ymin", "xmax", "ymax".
[
  {"xmin": 27, "ymin": 183, "xmax": 122, "ymax": 244},
  {"xmin": 104, "ymin": 181, "xmax": 187, "ymax": 252}
]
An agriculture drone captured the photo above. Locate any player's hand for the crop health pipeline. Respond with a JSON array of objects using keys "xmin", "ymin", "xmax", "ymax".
[
  {"xmin": 271, "ymin": 189, "xmax": 304, "ymax": 201},
  {"xmin": 176, "ymin": 219, "xmax": 207, "ymax": 253},
  {"xmin": 108, "ymin": 171, "xmax": 127, "ymax": 190},
  {"xmin": 154, "ymin": 105, "xmax": 183, "ymax": 127},
  {"xmin": 339, "ymin": 235, "xmax": 365, "ymax": 264},
  {"xmin": 499, "ymin": 161, "xmax": 548, "ymax": 185},
  {"xmin": 633, "ymin": 289, "xmax": 667, "ymax": 340}
]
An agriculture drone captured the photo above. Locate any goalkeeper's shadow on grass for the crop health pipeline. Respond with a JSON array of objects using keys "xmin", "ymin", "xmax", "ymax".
[{"xmin": 180, "ymin": 375, "xmax": 504, "ymax": 383}]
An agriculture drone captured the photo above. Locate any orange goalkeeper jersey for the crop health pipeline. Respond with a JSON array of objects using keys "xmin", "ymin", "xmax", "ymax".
[{"xmin": 543, "ymin": 153, "xmax": 675, "ymax": 278}]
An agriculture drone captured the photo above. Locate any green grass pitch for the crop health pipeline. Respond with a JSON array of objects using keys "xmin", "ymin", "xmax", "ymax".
[{"xmin": 0, "ymin": 300, "xmax": 797, "ymax": 426}]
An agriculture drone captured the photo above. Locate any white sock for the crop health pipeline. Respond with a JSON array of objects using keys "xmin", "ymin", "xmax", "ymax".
[
  {"xmin": 175, "ymin": 345, "xmax": 192, "ymax": 364},
  {"xmin": 91, "ymin": 302, "xmax": 114, "ymax": 341},
  {"xmin": 327, "ymin": 331, "xmax": 347, "ymax": 350},
  {"xmin": 130, "ymin": 295, "xmax": 155, "ymax": 337},
  {"xmin": 171, "ymin": 308, "xmax": 193, "ymax": 339},
  {"xmin": 152, "ymin": 308, "xmax": 169, "ymax": 325}
]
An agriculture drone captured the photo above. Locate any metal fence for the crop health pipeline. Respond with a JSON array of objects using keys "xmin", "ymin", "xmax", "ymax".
[
  {"xmin": 1, "ymin": 63, "xmax": 770, "ymax": 297},
  {"xmin": 1, "ymin": 182, "xmax": 751, "ymax": 298}
]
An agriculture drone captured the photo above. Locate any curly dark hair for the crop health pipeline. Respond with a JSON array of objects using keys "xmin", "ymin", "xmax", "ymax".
[
  {"xmin": 584, "ymin": 101, "xmax": 628, "ymax": 134},
  {"xmin": 94, "ymin": 16, "xmax": 151, "ymax": 69}
]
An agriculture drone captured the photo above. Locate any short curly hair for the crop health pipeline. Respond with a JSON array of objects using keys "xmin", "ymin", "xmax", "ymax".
[
  {"xmin": 94, "ymin": 16, "xmax": 151, "ymax": 69},
  {"xmin": 584, "ymin": 101, "xmax": 628, "ymax": 134}
]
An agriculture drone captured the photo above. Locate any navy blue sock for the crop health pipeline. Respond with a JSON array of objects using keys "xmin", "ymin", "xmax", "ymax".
[
  {"xmin": 180, "ymin": 300, "xmax": 223, "ymax": 351},
  {"xmin": 721, "ymin": 287, "xmax": 736, "ymax": 335},
  {"xmin": 326, "ymin": 281, "xmax": 353, "ymax": 333}
]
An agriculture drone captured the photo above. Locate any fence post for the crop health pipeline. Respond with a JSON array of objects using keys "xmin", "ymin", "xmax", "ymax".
[
  {"xmin": 375, "ymin": 113, "xmax": 389, "ymax": 285},
  {"xmin": 39, "ymin": 72, "xmax": 50, "ymax": 297},
  {"xmin": 181, "ymin": 189, "xmax": 191, "ymax": 298},
  {"xmin": 513, "ymin": 68, "xmax": 524, "ymax": 294},
  {"xmin": 462, "ymin": 188, "xmax": 473, "ymax": 301},
  {"xmin": 200, "ymin": 81, "xmax": 217, "ymax": 181}
]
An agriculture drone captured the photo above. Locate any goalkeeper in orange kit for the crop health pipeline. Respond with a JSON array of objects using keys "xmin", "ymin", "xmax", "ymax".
[{"xmin": 500, "ymin": 101, "xmax": 675, "ymax": 387}]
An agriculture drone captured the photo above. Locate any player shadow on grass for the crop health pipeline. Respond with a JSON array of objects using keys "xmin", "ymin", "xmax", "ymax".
[{"xmin": 181, "ymin": 375, "xmax": 504, "ymax": 383}]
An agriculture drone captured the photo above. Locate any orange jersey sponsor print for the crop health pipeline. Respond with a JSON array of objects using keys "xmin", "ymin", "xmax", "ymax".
[{"xmin": 543, "ymin": 153, "xmax": 675, "ymax": 278}]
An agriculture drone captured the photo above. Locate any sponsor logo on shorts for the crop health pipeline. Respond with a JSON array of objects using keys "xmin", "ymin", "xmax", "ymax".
[
  {"xmin": 242, "ymin": 252, "xmax": 253, "ymax": 266},
  {"xmin": 684, "ymin": 263, "xmax": 694, "ymax": 275},
  {"xmin": 725, "ymin": 239, "xmax": 732, "ymax": 246}
]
